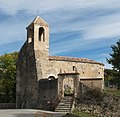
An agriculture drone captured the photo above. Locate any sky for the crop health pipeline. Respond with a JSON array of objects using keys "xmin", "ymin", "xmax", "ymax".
[{"xmin": 0, "ymin": 0, "xmax": 120, "ymax": 69}]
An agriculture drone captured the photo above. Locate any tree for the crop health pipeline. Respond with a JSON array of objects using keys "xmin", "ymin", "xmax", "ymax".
[
  {"xmin": 107, "ymin": 39, "xmax": 120, "ymax": 71},
  {"xmin": 107, "ymin": 39, "xmax": 120, "ymax": 88},
  {"xmin": 0, "ymin": 52, "xmax": 18, "ymax": 102},
  {"xmin": 104, "ymin": 69, "xmax": 118, "ymax": 87}
]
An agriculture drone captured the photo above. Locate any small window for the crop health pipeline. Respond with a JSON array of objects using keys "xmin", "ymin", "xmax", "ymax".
[
  {"xmin": 98, "ymin": 72, "xmax": 100, "ymax": 74},
  {"xmin": 73, "ymin": 66, "xmax": 76, "ymax": 71},
  {"xmin": 39, "ymin": 27, "xmax": 45, "ymax": 41}
]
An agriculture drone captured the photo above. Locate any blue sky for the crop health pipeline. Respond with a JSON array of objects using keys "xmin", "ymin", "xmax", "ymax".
[{"xmin": 0, "ymin": 0, "xmax": 120, "ymax": 69}]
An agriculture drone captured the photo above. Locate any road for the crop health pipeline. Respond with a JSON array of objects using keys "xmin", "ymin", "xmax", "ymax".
[{"xmin": 0, "ymin": 109, "xmax": 67, "ymax": 117}]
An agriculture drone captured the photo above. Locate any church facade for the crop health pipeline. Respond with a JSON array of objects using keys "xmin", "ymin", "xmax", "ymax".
[{"xmin": 16, "ymin": 16, "xmax": 104, "ymax": 109}]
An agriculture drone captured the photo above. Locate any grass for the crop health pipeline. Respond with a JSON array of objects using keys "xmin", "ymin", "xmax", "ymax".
[
  {"xmin": 63, "ymin": 109, "xmax": 96, "ymax": 117},
  {"xmin": 104, "ymin": 88, "xmax": 120, "ymax": 96},
  {"xmin": 63, "ymin": 112, "xmax": 96, "ymax": 117}
]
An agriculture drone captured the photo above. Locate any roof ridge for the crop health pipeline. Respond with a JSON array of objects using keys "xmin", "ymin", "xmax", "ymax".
[
  {"xmin": 32, "ymin": 15, "xmax": 48, "ymax": 25},
  {"xmin": 49, "ymin": 56, "xmax": 104, "ymax": 65}
]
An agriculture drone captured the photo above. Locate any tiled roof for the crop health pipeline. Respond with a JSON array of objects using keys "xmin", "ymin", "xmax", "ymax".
[{"xmin": 49, "ymin": 56, "xmax": 104, "ymax": 65}]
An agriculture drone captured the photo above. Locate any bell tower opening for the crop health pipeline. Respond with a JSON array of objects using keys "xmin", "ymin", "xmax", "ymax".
[
  {"xmin": 39, "ymin": 27, "xmax": 45, "ymax": 42},
  {"xmin": 27, "ymin": 28, "xmax": 33, "ymax": 43}
]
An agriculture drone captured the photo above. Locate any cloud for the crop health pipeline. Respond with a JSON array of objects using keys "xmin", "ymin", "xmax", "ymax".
[
  {"xmin": 0, "ymin": 16, "xmax": 27, "ymax": 45},
  {"xmin": 83, "ymin": 13, "xmax": 120, "ymax": 40},
  {"xmin": 0, "ymin": 0, "xmax": 91, "ymax": 15},
  {"xmin": 0, "ymin": 0, "xmax": 120, "ymax": 15},
  {"xmin": 0, "ymin": 0, "xmax": 120, "ymax": 69},
  {"xmin": 0, "ymin": 41, "xmax": 23, "ymax": 55}
]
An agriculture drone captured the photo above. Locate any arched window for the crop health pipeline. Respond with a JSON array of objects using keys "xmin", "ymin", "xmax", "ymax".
[{"xmin": 39, "ymin": 27, "xmax": 45, "ymax": 42}]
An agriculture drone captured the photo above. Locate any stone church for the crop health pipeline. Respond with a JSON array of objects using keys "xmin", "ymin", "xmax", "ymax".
[{"xmin": 16, "ymin": 16, "xmax": 104, "ymax": 110}]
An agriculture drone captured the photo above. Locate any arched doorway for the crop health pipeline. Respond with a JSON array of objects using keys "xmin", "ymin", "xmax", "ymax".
[{"xmin": 48, "ymin": 76, "xmax": 55, "ymax": 80}]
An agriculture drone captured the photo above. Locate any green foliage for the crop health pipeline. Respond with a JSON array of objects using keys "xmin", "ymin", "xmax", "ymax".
[
  {"xmin": 104, "ymin": 88, "xmax": 120, "ymax": 96},
  {"xmin": 64, "ymin": 87, "xmax": 73, "ymax": 96},
  {"xmin": 62, "ymin": 113, "xmax": 80, "ymax": 117},
  {"xmin": 107, "ymin": 40, "xmax": 120, "ymax": 88},
  {"xmin": 0, "ymin": 52, "xmax": 18, "ymax": 103},
  {"xmin": 104, "ymin": 69, "xmax": 119, "ymax": 88},
  {"xmin": 62, "ymin": 108, "xmax": 95, "ymax": 117},
  {"xmin": 107, "ymin": 39, "xmax": 120, "ymax": 72},
  {"xmin": 104, "ymin": 69, "xmax": 118, "ymax": 81}
]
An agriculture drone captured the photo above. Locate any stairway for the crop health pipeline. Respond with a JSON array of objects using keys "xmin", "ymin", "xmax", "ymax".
[{"xmin": 55, "ymin": 96, "xmax": 73, "ymax": 112}]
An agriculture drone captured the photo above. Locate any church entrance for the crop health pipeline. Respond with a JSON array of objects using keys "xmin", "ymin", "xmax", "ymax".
[{"xmin": 58, "ymin": 73, "xmax": 80, "ymax": 98}]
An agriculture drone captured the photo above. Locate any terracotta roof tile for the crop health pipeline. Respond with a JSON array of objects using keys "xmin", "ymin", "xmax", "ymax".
[{"xmin": 49, "ymin": 56, "xmax": 104, "ymax": 65}]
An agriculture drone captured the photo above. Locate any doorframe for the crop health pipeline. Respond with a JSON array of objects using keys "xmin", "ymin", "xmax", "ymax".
[{"xmin": 58, "ymin": 73, "xmax": 80, "ymax": 98}]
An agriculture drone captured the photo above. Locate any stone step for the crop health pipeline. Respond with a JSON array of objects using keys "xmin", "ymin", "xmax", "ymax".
[
  {"xmin": 56, "ymin": 106, "xmax": 71, "ymax": 108},
  {"xmin": 55, "ymin": 109, "xmax": 70, "ymax": 112},
  {"xmin": 61, "ymin": 99, "xmax": 72, "ymax": 101},
  {"xmin": 55, "ymin": 96, "xmax": 73, "ymax": 112},
  {"xmin": 55, "ymin": 110, "xmax": 70, "ymax": 112},
  {"xmin": 57, "ymin": 104, "xmax": 71, "ymax": 106},
  {"xmin": 61, "ymin": 99, "xmax": 72, "ymax": 102},
  {"xmin": 55, "ymin": 108, "xmax": 71, "ymax": 111},
  {"xmin": 61, "ymin": 98, "xmax": 72, "ymax": 100},
  {"xmin": 61, "ymin": 98, "xmax": 72, "ymax": 101},
  {"xmin": 56, "ymin": 108, "xmax": 71, "ymax": 110},
  {"xmin": 59, "ymin": 102, "xmax": 71, "ymax": 104},
  {"xmin": 59, "ymin": 102, "xmax": 71, "ymax": 105},
  {"xmin": 56, "ymin": 105, "xmax": 71, "ymax": 108},
  {"xmin": 59, "ymin": 104, "xmax": 71, "ymax": 106},
  {"xmin": 61, "ymin": 97, "xmax": 72, "ymax": 99}
]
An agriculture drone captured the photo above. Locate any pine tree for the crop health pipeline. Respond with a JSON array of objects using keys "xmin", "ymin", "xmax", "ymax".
[
  {"xmin": 107, "ymin": 39, "xmax": 120, "ymax": 72},
  {"xmin": 107, "ymin": 39, "xmax": 120, "ymax": 88}
]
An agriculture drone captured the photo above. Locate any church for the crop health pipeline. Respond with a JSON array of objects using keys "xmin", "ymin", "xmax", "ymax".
[{"xmin": 16, "ymin": 16, "xmax": 104, "ymax": 110}]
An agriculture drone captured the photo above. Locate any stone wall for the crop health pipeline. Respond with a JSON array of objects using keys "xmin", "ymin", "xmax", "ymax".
[
  {"xmin": 38, "ymin": 79, "xmax": 58, "ymax": 110},
  {"xmin": 0, "ymin": 103, "xmax": 16, "ymax": 109},
  {"xmin": 76, "ymin": 94, "xmax": 120, "ymax": 117},
  {"xmin": 43, "ymin": 60, "xmax": 104, "ymax": 92},
  {"xmin": 80, "ymin": 79, "xmax": 103, "ymax": 98},
  {"xmin": 44, "ymin": 60, "xmax": 104, "ymax": 80},
  {"xmin": 16, "ymin": 42, "xmax": 39, "ymax": 109}
]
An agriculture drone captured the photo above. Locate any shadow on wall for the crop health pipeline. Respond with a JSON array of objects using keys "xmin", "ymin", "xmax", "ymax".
[
  {"xmin": 38, "ymin": 79, "xmax": 58, "ymax": 110},
  {"xmin": 16, "ymin": 42, "xmax": 39, "ymax": 109}
]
